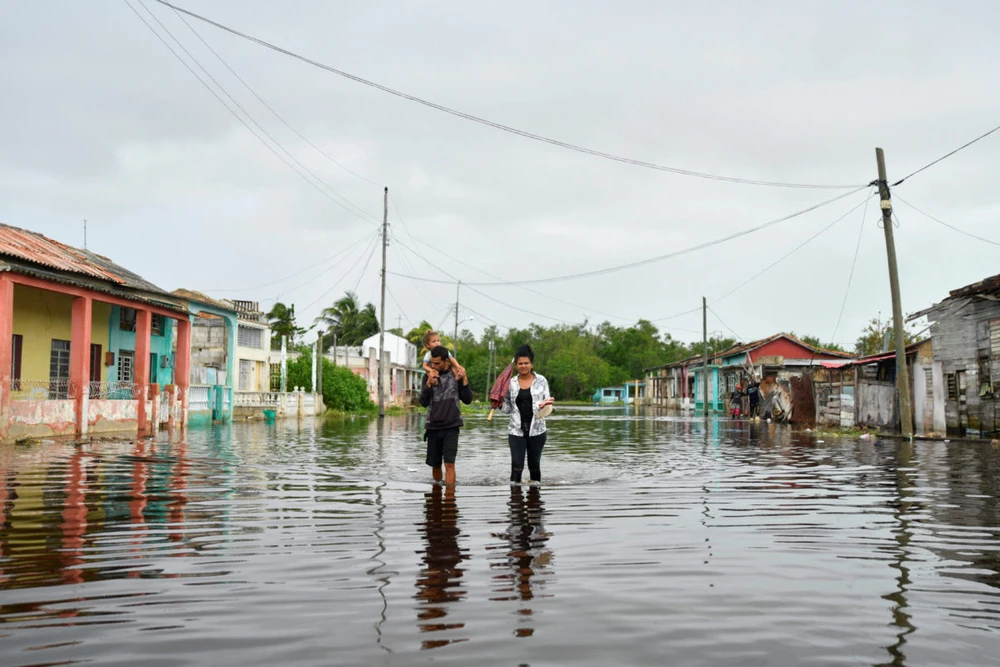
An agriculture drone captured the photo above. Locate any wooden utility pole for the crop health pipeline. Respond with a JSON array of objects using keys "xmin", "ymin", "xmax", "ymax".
[
  {"xmin": 378, "ymin": 186, "xmax": 388, "ymax": 418},
  {"xmin": 875, "ymin": 148, "xmax": 913, "ymax": 438},
  {"xmin": 453, "ymin": 281, "xmax": 461, "ymax": 355},
  {"xmin": 316, "ymin": 329, "xmax": 323, "ymax": 397},
  {"xmin": 702, "ymin": 296, "xmax": 709, "ymax": 418}
]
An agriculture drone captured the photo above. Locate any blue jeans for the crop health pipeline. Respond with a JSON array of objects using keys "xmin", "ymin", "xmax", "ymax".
[{"xmin": 509, "ymin": 432, "xmax": 546, "ymax": 482}]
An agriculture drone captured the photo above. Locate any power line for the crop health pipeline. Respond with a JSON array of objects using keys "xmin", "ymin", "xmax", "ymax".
[
  {"xmin": 167, "ymin": 2, "xmax": 383, "ymax": 190},
  {"xmin": 829, "ymin": 189, "xmax": 875, "ymax": 345},
  {"xmin": 707, "ymin": 305, "xmax": 742, "ymax": 341},
  {"xmin": 652, "ymin": 306, "xmax": 702, "ymax": 323},
  {"xmin": 153, "ymin": 0, "xmax": 864, "ymax": 191},
  {"xmin": 714, "ymin": 193, "xmax": 875, "ymax": 302},
  {"xmin": 391, "ymin": 227, "xmax": 634, "ymax": 322},
  {"xmin": 894, "ymin": 195, "xmax": 1000, "ymax": 247},
  {"xmin": 204, "ymin": 231, "xmax": 374, "ymax": 293},
  {"xmin": 126, "ymin": 0, "xmax": 378, "ymax": 225},
  {"xmin": 388, "ymin": 186, "xmax": 869, "ymax": 286},
  {"xmin": 893, "ymin": 122, "xmax": 1000, "ymax": 187},
  {"xmin": 269, "ymin": 232, "xmax": 378, "ymax": 302},
  {"xmin": 385, "ymin": 283, "xmax": 410, "ymax": 326},
  {"xmin": 392, "ymin": 239, "xmax": 581, "ymax": 325},
  {"xmin": 300, "ymin": 231, "xmax": 382, "ymax": 311},
  {"xmin": 350, "ymin": 231, "xmax": 382, "ymax": 296}
]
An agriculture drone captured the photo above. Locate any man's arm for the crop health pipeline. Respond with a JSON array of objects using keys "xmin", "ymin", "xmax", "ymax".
[
  {"xmin": 419, "ymin": 374, "xmax": 434, "ymax": 407},
  {"xmin": 458, "ymin": 375, "xmax": 474, "ymax": 405}
]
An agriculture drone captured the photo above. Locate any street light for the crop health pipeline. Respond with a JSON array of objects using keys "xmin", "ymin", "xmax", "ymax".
[{"xmin": 454, "ymin": 316, "xmax": 474, "ymax": 356}]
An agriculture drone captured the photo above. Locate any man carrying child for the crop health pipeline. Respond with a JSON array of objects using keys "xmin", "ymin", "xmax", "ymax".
[{"xmin": 420, "ymin": 345, "xmax": 473, "ymax": 486}]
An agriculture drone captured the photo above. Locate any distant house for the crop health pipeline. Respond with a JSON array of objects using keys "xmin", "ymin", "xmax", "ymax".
[
  {"xmin": 646, "ymin": 334, "xmax": 854, "ymax": 417},
  {"xmin": 361, "ymin": 332, "xmax": 422, "ymax": 405},
  {"xmin": 1, "ymin": 223, "xmax": 193, "ymax": 442},
  {"xmin": 910, "ymin": 272, "xmax": 1000, "ymax": 437},
  {"xmin": 592, "ymin": 382, "xmax": 645, "ymax": 404}
]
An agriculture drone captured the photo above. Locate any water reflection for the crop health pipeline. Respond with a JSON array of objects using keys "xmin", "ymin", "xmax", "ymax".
[
  {"xmin": 489, "ymin": 486, "xmax": 553, "ymax": 637},
  {"xmin": 413, "ymin": 485, "xmax": 468, "ymax": 649}
]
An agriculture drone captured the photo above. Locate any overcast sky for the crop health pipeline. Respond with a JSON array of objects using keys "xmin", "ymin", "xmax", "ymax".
[{"xmin": 3, "ymin": 0, "xmax": 999, "ymax": 349}]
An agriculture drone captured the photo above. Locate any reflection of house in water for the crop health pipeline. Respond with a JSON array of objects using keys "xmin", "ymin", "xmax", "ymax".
[
  {"xmin": 488, "ymin": 486, "xmax": 553, "ymax": 638},
  {"xmin": 414, "ymin": 486, "xmax": 469, "ymax": 650}
]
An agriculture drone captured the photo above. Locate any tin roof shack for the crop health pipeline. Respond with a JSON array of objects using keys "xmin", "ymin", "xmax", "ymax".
[
  {"xmin": 713, "ymin": 334, "xmax": 854, "ymax": 423},
  {"xmin": 842, "ymin": 339, "xmax": 943, "ymax": 435},
  {"xmin": 911, "ymin": 273, "xmax": 1000, "ymax": 438},
  {"xmin": 644, "ymin": 354, "xmax": 700, "ymax": 410}
]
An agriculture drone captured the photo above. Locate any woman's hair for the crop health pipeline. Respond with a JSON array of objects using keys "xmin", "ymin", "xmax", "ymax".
[
  {"xmin": 421, "ymin": 329, "xmax": 438, "ymax": 349},
  {"xmin": 514, "ymin": 344, "xmax": 534, "ymax": 363}
]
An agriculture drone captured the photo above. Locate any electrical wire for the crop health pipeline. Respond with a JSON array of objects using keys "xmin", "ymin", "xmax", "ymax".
[
  {"xmin": 828, "ymin": 189, "xmax": 875, "ymax": 345},
  {"xmin": 167, "ymin": 2, "xmax": 383, "ymax": 190},
  {"xmin": 387, "ymin": 186, "xmax": 869, "ymax": 287},
  {"xmin": 707, "ymin": 305, "xmax": 742, "ymax": 342},
  {"xmin": 714, "ymin": 192, "xmax": 875, "ymax": 302},
  {"xmin": 153, "ymin": 0, "xmax": 864, "ymax": 190},
  {"xmin": 268, "ymin": 232, "xmax": 378, "ymax": 301},
  {"xmin": 350, "ymin": 231, "xmax": 382, "ymax": 296},
  {"xmin": 126, "ymin": 0, "xmax": 378, "ymax": 225},
  {"xmin": 391, "ymin": 232, "xmax": 633, "ymax": 322},
  {"xmin": 204, "ymin": 230, "xmax": 374, "ymax": 293},
  {"xmin": 893, "ymin": 122, "xmax": 1000, "ymax": 187},
  {"xmin": 300, "ymin": 231, "xmax": 381, "ymax": 311},
  {"xmin": 894, "ymin": 195, "xmax": 1000, "ymax": 247},
  {"xmin": 385, "ymin": 283, "xmax": 410, "ymax": 325}
]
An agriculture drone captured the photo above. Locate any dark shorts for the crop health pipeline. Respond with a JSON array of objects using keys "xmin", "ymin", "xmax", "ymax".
[{"xmin": 425, "ymin": 427, "xmax": 459, "ymax": 467}]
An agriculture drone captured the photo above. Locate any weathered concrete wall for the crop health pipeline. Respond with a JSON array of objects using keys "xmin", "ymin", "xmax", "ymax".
[
  {"xmin": 87, "ymin": 399, "xmax": 139, "ymax": 434},
  {"xmin": 856, "ymin": 380, "xmax": 897, "ymax": 429},
  {"xmin": 8, "ymin": 400, "xmax": 76, "ymax": 439},
  {"xmin": 930, "ymin": 298, "xmax": 1000, "ymax": 436}
]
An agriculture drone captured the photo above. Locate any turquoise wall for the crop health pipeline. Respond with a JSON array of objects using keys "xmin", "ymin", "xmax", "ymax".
[{"xmin": 107, "ymin": 305, "xmax": 174, "ymax": 387}]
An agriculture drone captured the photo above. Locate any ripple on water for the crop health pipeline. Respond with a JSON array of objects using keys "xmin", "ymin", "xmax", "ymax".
[{"xmin": 3, "ymin": 410, "xmax": 1000, "ymax": 666}]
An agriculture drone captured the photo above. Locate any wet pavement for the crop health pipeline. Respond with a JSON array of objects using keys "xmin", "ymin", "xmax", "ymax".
[{"xmin": 2, "ymin": 407, "xmax": 1000, "ymax": 666}]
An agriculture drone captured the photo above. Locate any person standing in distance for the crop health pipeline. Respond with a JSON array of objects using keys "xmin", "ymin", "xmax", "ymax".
[
  {"xmin": 501, "ymin": 344, "xmax": 555, "ymax": 485},
  {"xmin": 420, "ymin": 346, "xmax": 474, "ymax": 486}
]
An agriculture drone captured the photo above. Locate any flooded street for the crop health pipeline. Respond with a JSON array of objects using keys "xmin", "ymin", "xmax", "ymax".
[{"xmin": 3, "ymin": 407, "xmax": 1000, "ymax": 666}]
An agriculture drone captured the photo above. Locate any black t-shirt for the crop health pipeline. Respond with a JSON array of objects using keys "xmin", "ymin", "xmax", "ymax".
[{"xmin": 516, "ymin": 387, "xmax": 533, "ymax": 437}]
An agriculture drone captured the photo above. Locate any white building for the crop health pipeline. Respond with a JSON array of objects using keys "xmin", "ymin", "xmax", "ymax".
[{"xmin": 362, "ymin": 332, "xmax": 422, "ymax": 405}]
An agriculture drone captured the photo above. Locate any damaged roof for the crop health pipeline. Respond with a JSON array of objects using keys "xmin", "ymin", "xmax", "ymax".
[{"xmin": 0, "ymin": 222, "xmax": 183, "ymax": 311}]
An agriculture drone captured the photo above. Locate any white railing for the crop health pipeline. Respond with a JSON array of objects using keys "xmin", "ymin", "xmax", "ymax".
[
  {"xmin": 88, "ymin": 381, "xmax": 139, "ymax": 400},
  {"xmin": 233, "ymin": 391, "xmax": 281, "ymax": 407},
  {"xmin": 189, "ymin": 385, "xmax": 211, "ymax": 412}
]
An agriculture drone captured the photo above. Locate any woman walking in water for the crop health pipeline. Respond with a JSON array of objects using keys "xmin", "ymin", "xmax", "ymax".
[{"xmin": 501, "ymin": 344, "xmax": 555, "ymax": 485}]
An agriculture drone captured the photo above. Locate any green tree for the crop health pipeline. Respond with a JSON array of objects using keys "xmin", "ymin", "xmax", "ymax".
[
  {"xmin": 792, "ymin": 333, "xmax": 846, "ymax": 353},
  {"xmin": 266, "ymin": 302, "xmax": 304, "ymax": 349},
  {"xmin": 854, "ymin": 316, "xmax": 918, "ymax": 356},
  {"xmin": 315, "ymin": 291, "xmax": 380, "ymax": 346},
  {"xmin": 286, "ymin": 353, "xmax": 374, "ymax": 412},
  {"xmin": 404, "ymin": 320, "xmax": 434, "ymax": 347}
]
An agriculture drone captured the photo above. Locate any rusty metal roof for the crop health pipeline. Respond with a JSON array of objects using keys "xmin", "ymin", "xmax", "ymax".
[
  {"xmin": 0, "ymin": 223, "xmax": 127, "ymax": 283},
  {"xmin": 0, "ymin": 222, "xmax": 175, "ymax": 298}
]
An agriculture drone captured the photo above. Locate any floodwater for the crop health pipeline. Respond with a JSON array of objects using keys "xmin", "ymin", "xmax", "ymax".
[{"xmin": 2, "ymin": 408, "xmax": 1000, "ymax": 666}]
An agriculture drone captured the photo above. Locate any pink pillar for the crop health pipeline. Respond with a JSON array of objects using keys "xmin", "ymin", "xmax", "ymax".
[
  {"xmin": 135, "ymin": 309, "xmax": 151, "ymax": 435},
  {"xmin": 70, "ymin": 296, "xmax": 92, "ymax": 436},
  {"xmin": 175, "ymin": 317, "xmax": 191, "ymax": 428},
  {"xmin": 0, "ymin": 276, "xmax": 12, "ymax": 441}
]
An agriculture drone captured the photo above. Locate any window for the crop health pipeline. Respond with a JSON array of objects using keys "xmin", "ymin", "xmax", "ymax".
[
  {"xmin": 11, "ymin": 334, "xmax": 22, "ymax": 391},
  {"xmin": 604, "ymin": 388, "xmax": 614, "ymax": 397},
  {"xmin": 238, "ymin": 325, "xmax": 263, "ymax": 349},
  {"xmin": 121, "ymin": 308, "xmax": 162, "ymax": 335},
  {"xmin": 118, "ymin": 351, "xmax": 134, "ymax": 383},
  {"xmin": 49, "ymin": 339, "xmax": 70, "ymax": 399},
  {"xmin": 120, "ymin": 307, "xmax": 136, "ymax": 332},
  {"xmin": 946, "ymin": 373, "xmax": 957, "ymax": 401}
]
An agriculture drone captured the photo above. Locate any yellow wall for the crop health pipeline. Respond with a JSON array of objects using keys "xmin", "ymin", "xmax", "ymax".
[{"xmin": 12, "ymin": 284, "xmax": 111, "ymax": 382}]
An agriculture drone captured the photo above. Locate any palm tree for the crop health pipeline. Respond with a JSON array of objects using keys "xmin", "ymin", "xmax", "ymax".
[
  {"xmin": 316, "ymin": 291, "xmax": 381, "ymax": 346},
  {"xmin": 266, "ymin": 302, "xmax": 304, "ymax": 349}
]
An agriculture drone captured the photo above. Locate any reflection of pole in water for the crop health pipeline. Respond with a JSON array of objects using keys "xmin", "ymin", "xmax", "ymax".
[
  {"xmin": 880, "ymin": 441, "xmax": 916, "ymax": 667},
  {"xmin": 370, "ymin": 415, "xmax": 395, "ymax": 654},
  {"xmin": 489, "ymin": 486, "xmax": 553, "ymax": 638},
  {"xmin": 167, "ymin": 440, "xmax": 190, "ymax": 545},
  {"xmin": 128, "ymin": 441, "xmax": 149, "ymax": 578},
  {"xmin": 414, "ymin": 485, "xmax": 468, "ymax": 650},
  {"xmin": 60, "ymin": 449, "xmax": 89, "ymax": 585}
]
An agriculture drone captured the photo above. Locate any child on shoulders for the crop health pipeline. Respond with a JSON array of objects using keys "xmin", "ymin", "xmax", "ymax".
[{"xmin": 421, "ymin": 330, "xmax": 465, "ymax": 381}]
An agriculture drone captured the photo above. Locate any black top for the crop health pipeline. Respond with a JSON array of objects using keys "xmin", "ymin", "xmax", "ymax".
[
  {"xmin": 516, "ymin": 387, "xmax": 533, "ymax": 437},
  {"xmin": 419, "ymin": 369, "xmax": 474, "ymax": 430}
]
